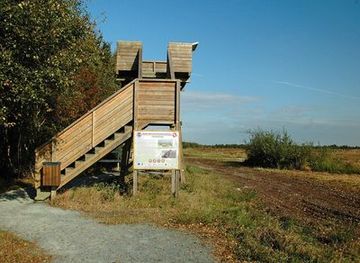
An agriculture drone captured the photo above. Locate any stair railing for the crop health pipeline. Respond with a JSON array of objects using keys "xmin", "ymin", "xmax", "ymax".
[{"xmin": 34, "ymin": 79, "xmax": 137, "ymax": 188}]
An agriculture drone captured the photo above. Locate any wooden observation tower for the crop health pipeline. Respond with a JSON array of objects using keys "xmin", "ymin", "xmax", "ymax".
[{"xmin": 34, "ymin": 41, "xmax": 198, "ymax": 200}]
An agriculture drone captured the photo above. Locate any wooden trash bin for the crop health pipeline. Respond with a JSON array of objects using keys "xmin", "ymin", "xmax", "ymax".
[{"xmin": 42, "ymin": 162, "xmax": 61, "ymax": 187}]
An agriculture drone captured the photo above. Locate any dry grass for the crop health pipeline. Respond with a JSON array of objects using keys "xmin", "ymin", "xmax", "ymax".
[
  {"xmin": 0, "ymin": 230, "xmax": 51, "ymax": 263},
  {"xmin": 334, "ymin": 148, "xmax": 360, "ymax": 169},
  {"xmin": 183, "ymin": 146, "xmax": 247, "ymax": 161}
]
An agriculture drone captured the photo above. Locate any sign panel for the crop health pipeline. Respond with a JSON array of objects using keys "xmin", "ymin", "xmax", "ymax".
[{"xmin": 134, "ymin": 131, "xmax": 179, "ymax": 170}]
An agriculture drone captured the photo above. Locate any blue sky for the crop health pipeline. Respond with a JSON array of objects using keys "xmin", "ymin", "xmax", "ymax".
[{"xmin": 87, "ymin": 0, "xmax": 360, "ymax": 146}]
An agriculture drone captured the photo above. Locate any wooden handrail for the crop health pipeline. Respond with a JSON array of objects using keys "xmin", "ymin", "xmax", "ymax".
[{"xmin": 35, "ymin": 79, "xmax": 138, "ymax": 154}]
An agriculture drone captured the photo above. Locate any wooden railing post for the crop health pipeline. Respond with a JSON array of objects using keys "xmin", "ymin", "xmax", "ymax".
[
  {"xmin": 133, "ymin": 81, "xmax": 139, "ymax": 129},
  {"xmin": 51, "ymin": 140, "xmax": 55, "ymax": 162},
  {"xmin": 92, "ymin": 111, "xmax": 95, "ymax": 147}
]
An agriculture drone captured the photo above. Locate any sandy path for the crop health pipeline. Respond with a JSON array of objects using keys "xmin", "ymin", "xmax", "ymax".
[{"xmin": 0, "ymin": 189, "xmax": 214, "ymax": 263}]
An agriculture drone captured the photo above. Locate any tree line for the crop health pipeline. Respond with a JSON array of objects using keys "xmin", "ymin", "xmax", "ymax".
[{"xmin": 0, "ymin": 0, "xmax": 117, "ymax": 179}]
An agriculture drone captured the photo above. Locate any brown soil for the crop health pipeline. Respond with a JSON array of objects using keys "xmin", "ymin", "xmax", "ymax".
[{"xmin": 186, "ymin": 157, "xmax": 360, "ymax": 228}]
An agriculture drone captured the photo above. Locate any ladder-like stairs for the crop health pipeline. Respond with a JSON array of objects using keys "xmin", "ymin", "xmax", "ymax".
[
  {"xmin": 34, "ymin": 79, "xmax": 138, "ymax": 199},
  {"xmin": 59, "ymin": 125, "xmax": 132, "ymax": 188}
]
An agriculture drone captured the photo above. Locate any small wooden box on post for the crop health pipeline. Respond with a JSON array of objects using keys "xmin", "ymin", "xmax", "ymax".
[{"xmin": 41, "ymin": 162, "xmax": 61, "ymax": 187}]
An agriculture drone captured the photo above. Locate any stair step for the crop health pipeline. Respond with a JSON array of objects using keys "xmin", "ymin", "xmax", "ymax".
[
  {"xmin": 34, "ymin": 190, "xmax": 51, "ymax": 201},
  {"xmin": 85, "ymin": 153, "xmax": 95, "ymax": 160},
  {"xmin": 75, "ymin": 160, "xmax": 85, "ymax": 167},
  {"xmin": 65, "ymin": 167, "xmax": 74, "ymax": 174},
  {"xmin": 104, "ymin": 139, "xmax": 113, "ymax": 146},
  {"xmin": 113, "ymin": 125, "xmax": 132, "ymax": 137},
  {"xmin": 114, "ymin": 132, "xmax": 124, "ymax": 138},
  {"xmin": 95, "ymin": 147, "xmax": 103, "ymax": 153}
]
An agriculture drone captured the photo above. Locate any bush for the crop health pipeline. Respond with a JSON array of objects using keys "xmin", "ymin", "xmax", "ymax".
[
  {"xmin": 245, "ymin": 129, "xmax": 311, "ymax": 170},
  {"xmin": 245, "ymin": 129, "xmax": 360, "ymax": 174}
]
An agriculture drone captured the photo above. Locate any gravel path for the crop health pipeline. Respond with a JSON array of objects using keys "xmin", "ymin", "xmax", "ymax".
[{"xmin": 0, "ymin": 189, "xmax": 214, "ymax": 263}]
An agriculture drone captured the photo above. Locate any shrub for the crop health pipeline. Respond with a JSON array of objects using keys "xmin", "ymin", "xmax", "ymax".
[
  {"xmin": 245, "ymin": 129, "xmax": 360, "ymax": 174},
  {"xmin": 245, "ymin": 129, "xmax": 311, "ymax": 170}
]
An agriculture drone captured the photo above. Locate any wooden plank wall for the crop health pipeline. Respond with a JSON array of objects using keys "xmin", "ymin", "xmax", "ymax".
[
  {"xmin": 168, "ymin": 43, "xmax": 193, "ymax": 73},
  {"xmin": 116, "ymin": 41, "xmax": 142, "ymax": 72},
  {"xmin": 142, "ymin": 61, "xmax": 167, "ymax": 74},
  {"xmin": 136, "ymin": 81, "xmax": 176, "ymax": 123}
]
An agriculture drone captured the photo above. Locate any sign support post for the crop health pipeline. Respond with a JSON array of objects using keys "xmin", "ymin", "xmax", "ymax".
[{"xmin": 133, "ymin": 170, "xmax": 138, "ymax": 195}]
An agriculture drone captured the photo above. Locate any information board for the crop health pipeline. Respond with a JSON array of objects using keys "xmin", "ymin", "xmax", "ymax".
[{"xmin": 133, "ymin": 131, "xmax": 179, "ymax": 170}]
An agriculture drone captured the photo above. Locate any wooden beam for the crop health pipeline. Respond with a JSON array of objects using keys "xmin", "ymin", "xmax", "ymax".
[
  {"xmin": 133, "ymin": 170, "xmax": 138, "ymax": 195},
  {"xmin": 171, "ymin": 170, "xmax": 179, "ymax": 197},
  {"xmin": 175, "ymin": 81, "xmax": 180, "ymax": 126},
  {"xmin": 138, "ymin": 48, "xmax": 143, "ymax": 79},
  {"xmin": 92, "ymin": 111, "xmax": 95, "ymax": 147},
  {"xmin": 167, "ymin": 49, "xmax": 175, "ymax": 79},
  {"xmin": 178, "ymin": 125, "xmax": 185, "ymax": 183},
  {"xmin": 175, "ymin": 81, "xmax": 185, "ymax": 183}
]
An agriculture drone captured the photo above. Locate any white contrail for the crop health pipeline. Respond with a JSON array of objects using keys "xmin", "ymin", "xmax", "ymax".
[{"xmin": 275, "ymin": 81, "xmax": 360, "ymax": 100}]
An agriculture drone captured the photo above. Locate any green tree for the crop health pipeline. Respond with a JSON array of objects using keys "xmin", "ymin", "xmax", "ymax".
[{"xmin": 0, "ymin": 0, "xmax": 117, "ymax": 178}]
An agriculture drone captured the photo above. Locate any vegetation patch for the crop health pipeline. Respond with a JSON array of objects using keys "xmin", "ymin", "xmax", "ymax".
[
  {"xmin": 0, "ymin": 0, "xmax": 117, "ymax": 179},
  {"xmin": 245, "ymin": 129, "xmax": 360, "ymax": 174},
  {"xmin": 52, "ymin": 163, "xmax": 359, "ymax": 262},
  {"xmin": 0, "ymin": 230, "xmax": 51, "ymax": 263}
]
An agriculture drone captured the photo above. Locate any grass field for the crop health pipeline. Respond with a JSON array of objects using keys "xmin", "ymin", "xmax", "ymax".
[
  {"xmin": 334, "ymin": 148, "xmax": 360, "ymax": 169},
  {"xmin": 50, "ymin": 147, "xmax": 360, "ymax": 262},
  {"xmin": 0, "ymin": 230, "xmax": 51, "ymax": 263}
]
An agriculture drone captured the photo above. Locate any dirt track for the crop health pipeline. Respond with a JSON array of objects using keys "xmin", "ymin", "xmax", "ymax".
[{"xmin": 186, "ymin": 157, "xmax": 360, "ymax": 227}]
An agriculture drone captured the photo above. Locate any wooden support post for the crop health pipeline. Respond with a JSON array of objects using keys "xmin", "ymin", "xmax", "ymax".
[
  {"xmin": 171, "ymin": 170, "xmax": 179, "ymax": 197},
  {"xmin": 175, "ymin": 81, "xmax": 185, "ymax": 183},
  {"xmin": 133, "ymin": 170, "xmax": 138, "ymax": 195},
  {"xmin": 167, "ymin": 50, "xmax": 175, "ymax": 79},
  {"xmin": 120, "ymin": 139, "xmax": 132, "ymax": 191},
  {"xmin": 171, "ymin": 170, "xmax": 176, "ymax": 197},
  {"xmin": 138, "ymin": 48, "xmax": 143, "ymax": 79},
  {"xmin": 176, "ymin": 170, "xmax": 180, "ymax": 196},
  {"xmin": 179, "ymin": 127, "xmax": 185, "ymax": 184},
  {"xmin": 121, "ymin": 140, "xmax": 131, "ymax": 176},
  {"xmin": 132, "ymin": 80, "xmax": 139, "ymax": 196},
  {"xmin": 50, "ymin": 187, "xmax": 57, "ymax": 199}
]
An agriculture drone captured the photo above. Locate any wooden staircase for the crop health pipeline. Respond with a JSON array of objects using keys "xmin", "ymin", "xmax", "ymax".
[{"xmin": 33, "ymin": 79, "xmax": 137, "ymax": 199}]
